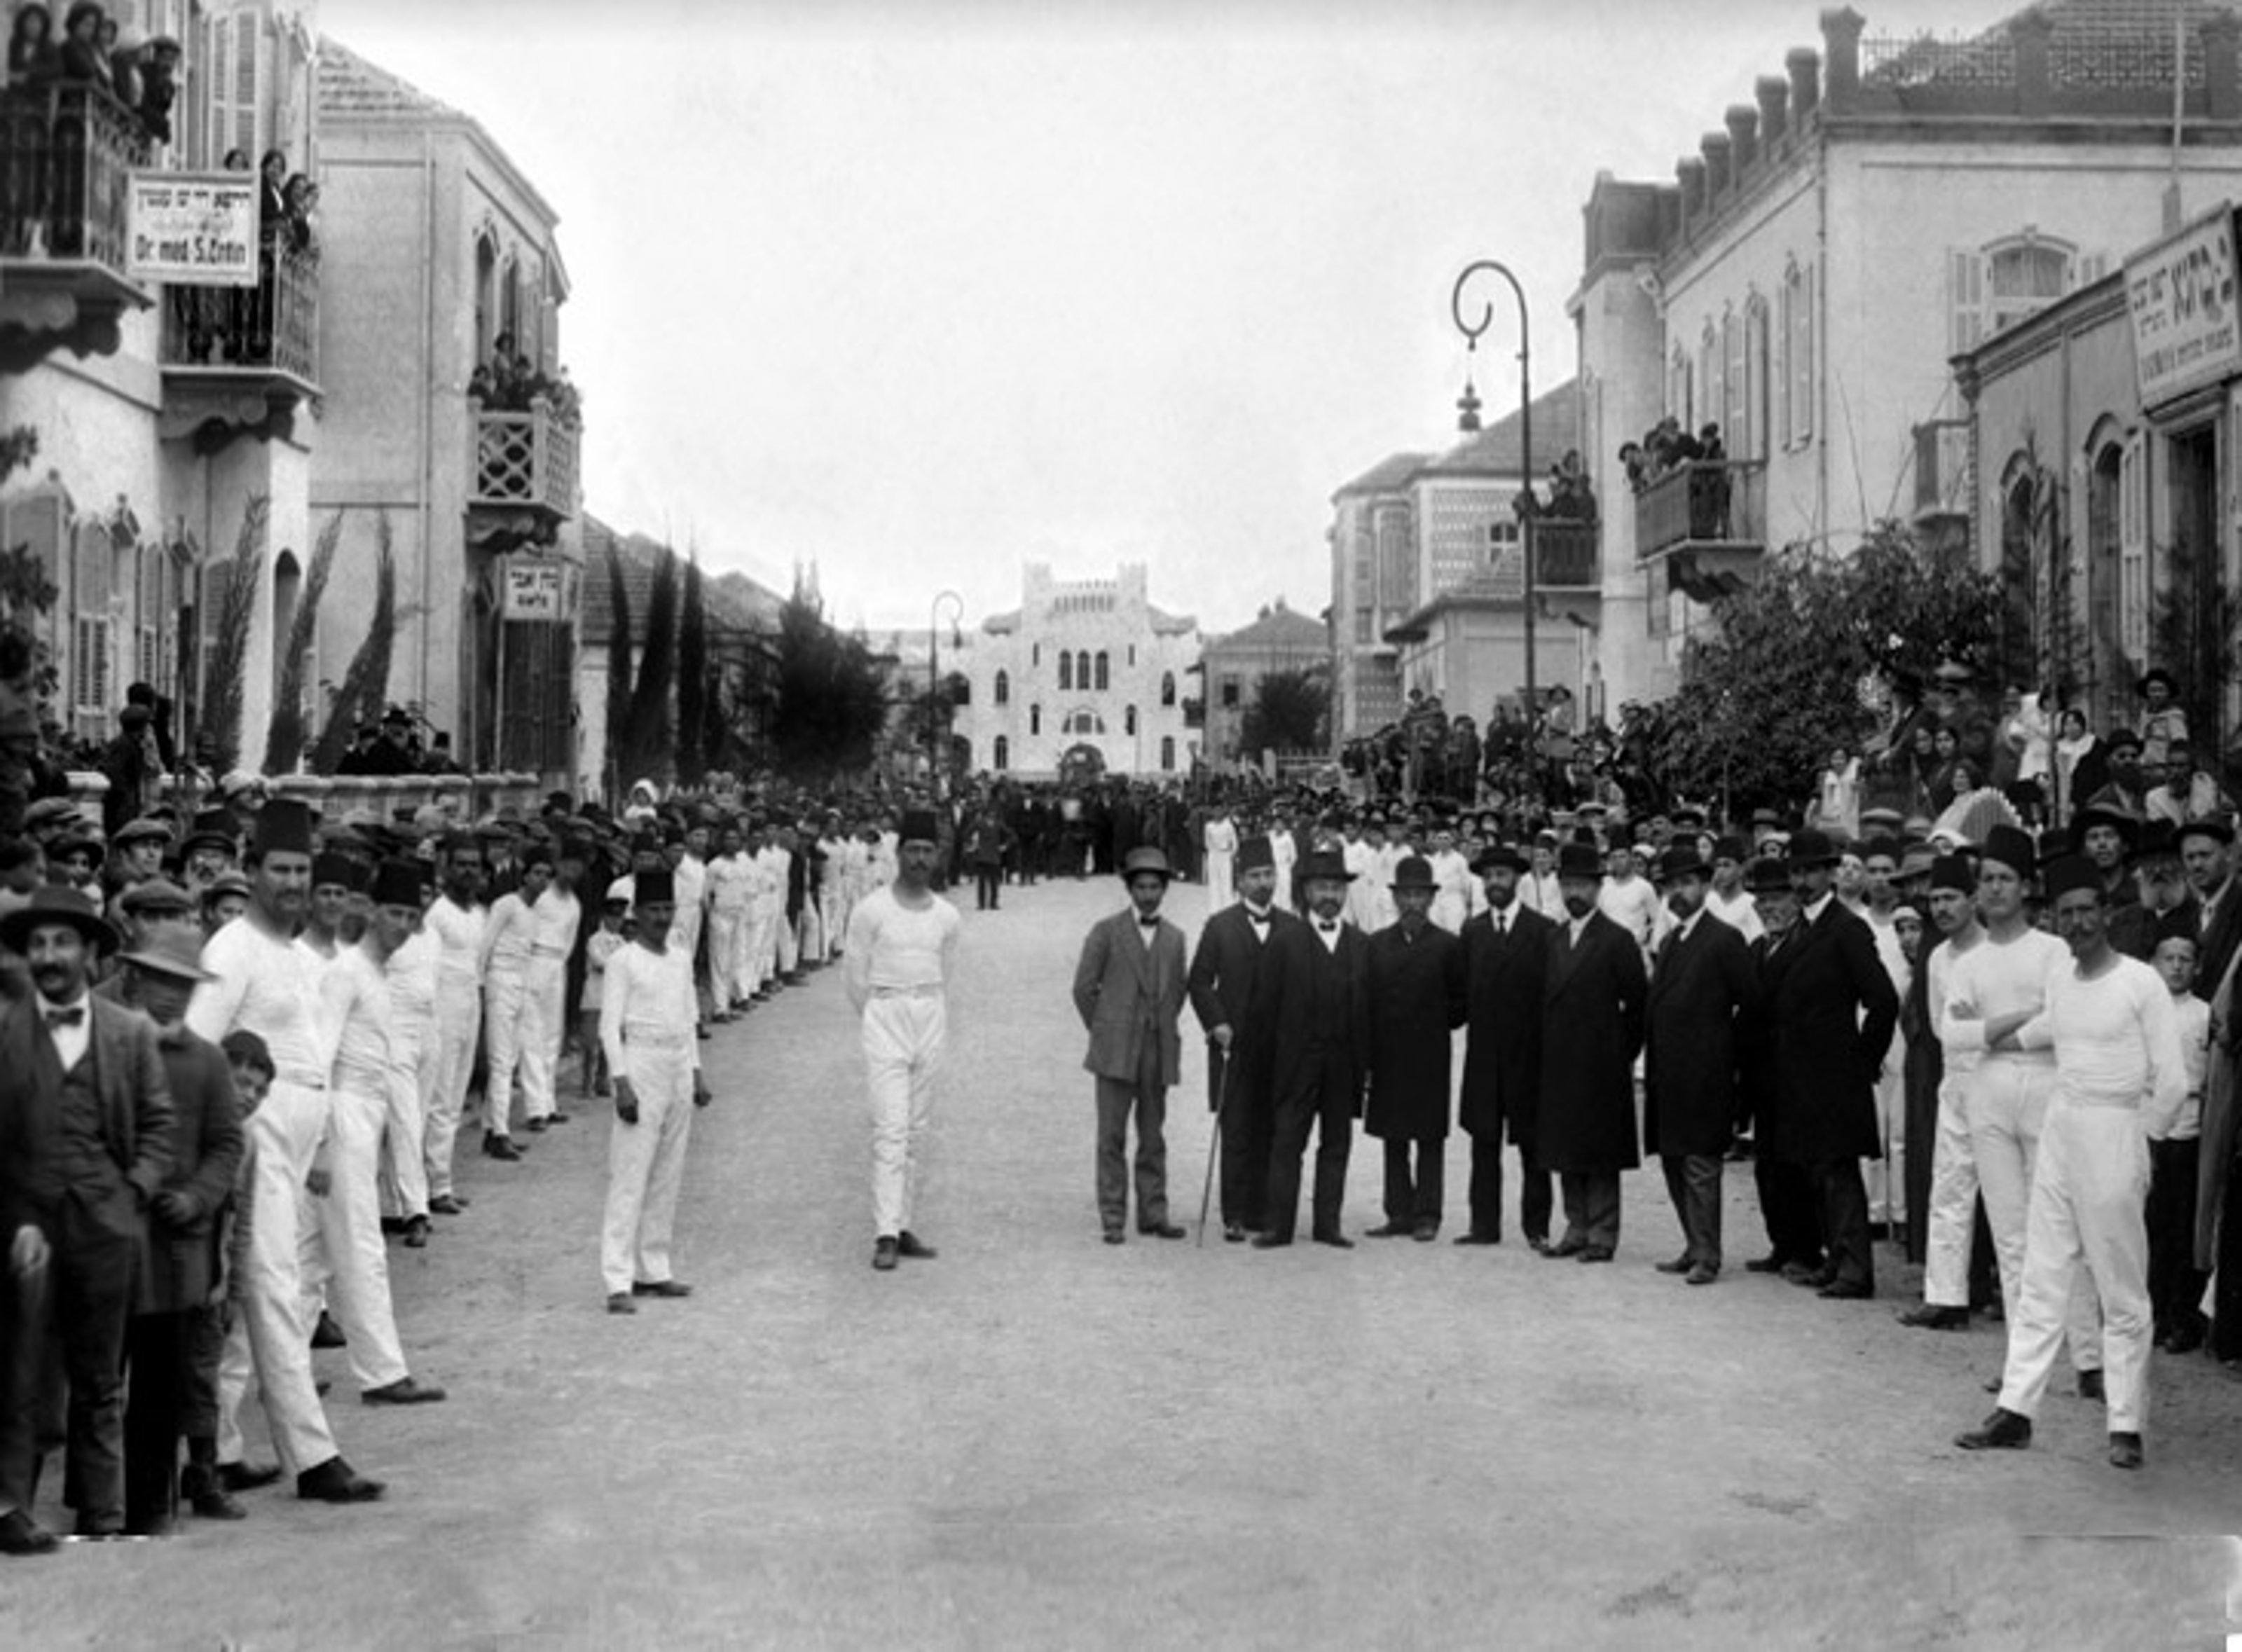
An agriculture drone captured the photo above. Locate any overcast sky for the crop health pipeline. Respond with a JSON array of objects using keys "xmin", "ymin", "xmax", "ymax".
[{"xmin": 320, "ymin": 0, "xmax": 2019, "ymax": 637}]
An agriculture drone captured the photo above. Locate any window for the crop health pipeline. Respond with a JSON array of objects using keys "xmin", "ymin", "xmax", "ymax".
[
  {"xmin": 993, "ymin": 734, "xmax": 1009, "ymax": 771},
  {"xmin": 1030, "ymin": 703, "xmax": 1042, "ymax": 736},
  {"xmin": 2120, "ymin": 433, "xmax": 2148, "ymax": 660},
  {"xmin": 1951, "ymin": 233, "xmax": 2076, "ymax": 354},
  {"xmin": 1669, "ymin": 346, "xmax": 1693, "ymax": 431},
  {"xmin": 1160, "ymin": 670, "xmax": 1176, "ymax": 707},
  {"xmin": 1741, "ymin": 297, "xmax": 1769, "ymax": 461},
  {"xmin": 1355, "ymin": 610, "xmax": 1372, "ymax": 644},
  {"xmin": 1094, "ymin": 651, "xmax": 1110, "ymax": 691},
  {"xmin": 1220, "ymin": 675, "xmax": 1240, "ymax": 709},
  {"xmin": 71, "ymin": 524, "xmax": 112, "ymax": 720},
  {"xmin": 1125, "ymin": 705, "xmax": 1137, "ymax": 736},
  {"xmin": 1723, "ymin": 305, "xmax": 1745, "ymax": 455},
  {"xmin": 1128, "ymin": 645, "xmax": 1136, "ymax": 667},
  {"xmin": 994, "ymin": 668, "xmax": 1010, "ymax": 706},
  {"xmin": 1160, "ymin": 736, "xmax": 1175, "ymax": 771},
  {"xmin": 1063, "ymin": 708, "xmax": 1106, "ymax": 736},
  {"xmin": 1032, "ymin": 643, "xmax": 1040, "ymax": 667},
  {"xmin": 1698, "ymin": 320, "xmax": 1720, "ymax": 446},
  {"xmin": 1059, "ymin": 652, "xmax": 1073, "ymax": 691}
]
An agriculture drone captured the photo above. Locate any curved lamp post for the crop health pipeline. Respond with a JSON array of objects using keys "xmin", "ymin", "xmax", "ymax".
[{"xmin": 1451, "ymin": 259, "xmax": 1536, "ymax": 721}]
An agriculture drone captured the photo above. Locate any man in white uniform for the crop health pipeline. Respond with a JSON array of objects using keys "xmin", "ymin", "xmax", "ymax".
[
  {"xmin": 421, "ymin": 834, "xmax": 487, "ymax": 1211},
  {"xmin": 1956, "ymin": 854, "xmax": 2187, "ymax": 1470},
  {"xmin": 187, "ymin": 800, "xmax": 383, "ymax": 1504},
  {"xmin": 1898, "ymin": 853, "xmax": 1986, "ymax": 1331},
  {"xmin": 378, "ymin": 865, "xmax": 438, "ymax": 1248},
  {"xmin": 844, "ymin": 809, "xmax": 962, "ymax": 1272},
  {"xmin": 519, "ymin": 842, "xmax": 584, "ymax": 1131},
  {"xmin": 475, "ymin": 848, "xmax": 548, "ymax": 1159},
  {"xmin": 706, "ymin": 823, "xmax": 756, "ymax": 1019},
  {"xmin": 598, "ymin": 869, "xmax": 709, "ymax": 1314}
]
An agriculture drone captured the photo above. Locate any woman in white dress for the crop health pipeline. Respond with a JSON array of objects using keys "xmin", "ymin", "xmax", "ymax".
[{"xmin": 1202, "ymin": 806, "xmax": 1238, "ymax": 912}]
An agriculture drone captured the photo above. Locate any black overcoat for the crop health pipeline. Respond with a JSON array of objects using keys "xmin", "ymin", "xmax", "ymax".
[
  {"xmin": 1642, "ymin": 913, "xmax": 1756, "ymax": 1159},
  {"xmin": 1363, "ymin": 919, "xmax": 1465, "ymax": 1140},
  {"xmin": 1459, "ymin": 903, "xmax": 1552, "ymax": 1147},
  {"xmin": 1534, "ymin": 910, "xmax": 1646, "ymax": 1175},
  {"xmin": 1757, "ymin": 899, "xmax": 1899, "ymax": 1166}
]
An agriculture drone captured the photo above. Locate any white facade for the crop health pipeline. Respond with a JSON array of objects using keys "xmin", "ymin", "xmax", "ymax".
[{"xmin": 956, "ymin": 563, "xmax": 1199, "ymax": 778}]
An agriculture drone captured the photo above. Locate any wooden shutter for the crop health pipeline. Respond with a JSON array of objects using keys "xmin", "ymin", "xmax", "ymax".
[
  {"xmin": 1789, "ymin": 265, "xmax": 1814, "ymax": 444},
  {"xmin": 1948, "ymin": 249, "xmax": 1986, "ymax": 356},
  {"xmin": 2119, "ymin": 432, "xmax": 2148, "ymax": 661}
]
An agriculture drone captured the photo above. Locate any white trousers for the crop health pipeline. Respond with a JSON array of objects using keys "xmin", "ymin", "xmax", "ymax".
[
  {"xmin": 600, "ymin": 1041, "xmax": 696, "ymax": 1295},
  {"xmin": 482, "ymin": 967, "xmax": 529, "ymax": 1137},
  {"xmin": 298, "ymin": 1087, "xmax": 409, "ymax": 1391},
  {"xmin": 1922, "ymin": 1075, "xmax": 1980, "ymax": 1308},
  {"xmin": 708, "ymin": 910, "xmax": 749, "ymax": 1004},
  {"xmin": 751, "ymin": 909, "xmax": 779, "ymax": 985},
  {"xmin": 219, "ymin": 1080, "xmax": 339, "ymax": 1477},
  {"xmin": 1866, "ymin": 1033, "xmax": 1908, "ymax": 1225},
  {"xmin": 379, "ymin": 1022, "xmax": 434, "ymax": 1220},
  {"xmin": 775, "ymin": 906, "xmax": 800, "ymax": 975},
  {"xmin": 521, "ymin": 956, "xmax": 567, "ymax": 1122},
  {"xmin": 425, "ymin": 984, "xmax": 481, "ymax": 1199},
  {"xmin": 1996, "ymin": 1102, "xmax": 2154, "ymax": 1433},
  {"xmin": 816, "ymin": 891, "xmax": 841, "ymax": 962},
  {"xmin": 864, "ymin": 993, "xmax": 944, "ymax": 1239},
  {"xmin": 797, "ymin": 903, "xmax": 823, "ymax": 967},
  {"xmin": 1969, "ymin": 1056, "xmax": 2099, "ymax": 1368}
]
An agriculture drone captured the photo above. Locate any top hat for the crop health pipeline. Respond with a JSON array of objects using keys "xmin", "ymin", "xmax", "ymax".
[
  {"xmin": 1390, "ymin": 854, "xmax": 1436, "ymax": 890},
  {"xmin": 1785, "ymin": 829, "xmax": 1841, "ymax": 869},
  {"xmin": 1556, "ymin": 842, "xmax": 1603, "ymax": 880},
  {"xmin": 0, "ymin": 884, "xmax": 118, "ymax": 956},
  {"xmin": 1120, "ymin": 846, "xmax": 1174, "ymax": 883},
  {"xmin": 119, "ymin": 925, "xmax": 213, "ymax": 983}
]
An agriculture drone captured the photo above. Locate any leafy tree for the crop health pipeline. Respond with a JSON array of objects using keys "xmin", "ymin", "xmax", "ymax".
[
  {"xmin": 1632, "ymin": 522, "xmax": 2006, "ymax": 813},
  {"xmin": 311, "ymin": 513, "xmax": 397, "ymax": 774},
  {"xmin": 263, "ymin": 513, "xmax": 341, "ymax": 774},
  {"xmin": 0, "ymin": 426, "xmax": 53, "ymax": 832},
  {"xmin": 1239, "ymin": 666, "xmax": 1329, "ymax": 758},
  {"xmin": 199, "ymin": 497, "xmax": 266, "ymax": 775},
  {"xmin": 603, "ymin": 545, "xmax": 633, "ymax": 800},
  {"xmin": 768, "ymin": 566, "xmax": 886, "ymax": 781},
  {"xmin": 678, "ymin": 552, "xmax": 708, "ymax": 785}
]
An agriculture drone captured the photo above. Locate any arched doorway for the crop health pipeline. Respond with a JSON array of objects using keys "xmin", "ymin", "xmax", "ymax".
[{"xmin": 1059, "ymin": 742, "xmax": 1106, "ymax": 785}]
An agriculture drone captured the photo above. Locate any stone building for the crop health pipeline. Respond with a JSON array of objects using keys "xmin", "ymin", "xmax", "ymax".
[
  {"xmin": 1199, "ymin": 597, "xmax": 1329, "ymax": 766},
  {"xmin": 1572, "ymin": 0, "xmax": 2242, "ymax": 710},
  {"xmin": 956, "ymin": 563, "xmax": 1200, "ymax": 780}
]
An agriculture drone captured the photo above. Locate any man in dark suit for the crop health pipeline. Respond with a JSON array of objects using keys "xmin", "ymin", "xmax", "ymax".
[
  {"xmin": 0, "ymin": 886, "xmax": 176, "ymax": 1551},
  {"xmin": 1538, "ymin": 842, "xmax": 1647, "ymax": 1262},
  {"xmin": 1457, "ymin": 844, "xmax": 1555, "ymax": 1247},
  {"xmin": 1740, "ymin": 858, "xmax": 1824, "ymax": 1277},
  {"xmin": 1187, "ymin": 834, "xmax": 1293, "ymax": 1241},
  {"xmin": 1256, "ymin": 849, "xmax": 1369, "ymax": 1249},
  {"xmin": 1644, "ymin": 845, "xmax": 1756, "ymax": 1284},
  {"xmin": 1763, "ymin": 828, "xmax": 1900, "ymax": 1300},
  {"xmin": 118, "ymin": 925, "xmax": 243, "ymax": 1535},
  {"xmin": 1073, "ymin": 847, "xmax": 1190, "ymax": 1243},
  {"xmin": 1363, "ymin": 855, "xmax": 1466, "ymax": 1241}
]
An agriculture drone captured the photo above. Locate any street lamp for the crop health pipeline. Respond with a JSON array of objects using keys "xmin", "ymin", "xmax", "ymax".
[
  {"xmin": 1451, "ymin": 259, "xmax": 1537, "ymax": 727},
  {"xmin": 928, "ymin": 588, "xmax": 964, "ymax": 795}
]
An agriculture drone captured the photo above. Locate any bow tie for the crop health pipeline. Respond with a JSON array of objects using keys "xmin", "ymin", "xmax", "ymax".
[
  {"xmin": 1246, "ymin": 910, "xmax": 1271, "ymax": 925},
  {"xmin": 1316, "ymin": 921, "xmax": 1339, "ymax": 935},
  {"xmin": 1136, "ymin": 914, "xmax": 1162, "ymax": 928},
  {"xmin": 43, "ymin": 1006, "xmax": 85, "ymax": 1030}
]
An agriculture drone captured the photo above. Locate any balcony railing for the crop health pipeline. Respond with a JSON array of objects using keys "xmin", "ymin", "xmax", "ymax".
[
  {"xmin": 1635, "ymin": 461, "xmax": 1766, "ymax": 563},
  {"xmin": 471, "ymin": 399, "xmax": 579, "ymax": 519},
  {"xmin": 1532, "ymin": 520, "xmax": 1600, "ymax": 588},
  {"xmin": 0, "ymin": 81, "xmax": 149, "ymax": 268},
  {"xmin": 161, "ymin": 240, "xmax": 320, "ymax": 382}
]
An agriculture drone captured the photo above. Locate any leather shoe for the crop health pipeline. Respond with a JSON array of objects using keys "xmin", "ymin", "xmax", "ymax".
[
  {"xmin": 217, "ymin": 1461, "xmax": 282, "ymax": 1493},
  {"xmin": 1364, "ymin": 1221, "xmax": 1412, "ymax": 1239},
  {"xmin": 1103, "ymin": 1230, "xmax": 1125, "ymax": 1245},
  {"xmin": 1223, "ymin": 1221, "xmax": 1246, "ymax": 1243},
  {"xmin": 0, "ymin": 1509, "xmax": 57, "ymax": 1555},
  {"xmin": 361, "ymin": 1377, "xmax": 447, "ymax": 1405},
  {"xmin": 1685, "ymin": 1263, "xmax": 1719, "ymax": 1286},
  {"xmin": 482, "ymin": 1132, "xmax": 523, "ymax": 1162},
  {"xmin": 1452, "ymin": 1230, "xmax": 1500, "ymax": 1246},
  {"xmin": 427, "ymin": 1194, "xmax": 468, "ymax": 1216},
  {"xmin": 73, "ymin": 1514, "xmax": 123, "ymax": 1539},
  {"xmin": 1311, "ymin": 1230, "xmax": 1354, "ymax": 1249},
  {"xmin": 547, "ymin": 1111, "xmax": 570, "ymax": 1125},
  {"xmin": 1526, "ymin": 1236, "xmax": 1551, "ymax": 1255},
  {"xmin": 1139, "ymin": 1223, "xmax": 1186, "ymax": 1240},
  {"xmin": 896, "ymin": 1231, "xmax": 937, "ymax": 1260},
  {"xmin": 1817, "ymin": 1280, "xmax": 1873, "ymax": 1300},
  {"xmin": 1250, "ymin": 1233, "xmax": 1291, "ymax": 1249},
  {"xmin": 526, "ymin": 1117, "xmax": 547, "ymax": 1133},
  {"xmin": 2077, "ymin": 1369, "xmax": 2106, "ymax": 1402},
  {"xmin": 1577, "ymin": 1246, "xmax": 1614, "ymax": 1263},
  {"xmin": 403, "ymin": 1216, "xmax": 430, "ymax": 1249},
  {"xmin": 1896, "ymin": 1303, "xmax": 1969, "ymax": 1330},
  {"xmin": 2164, "ymin": 1323, "xmax": 2205, "ymax": 1356},
  {"xmin": 1784, "ymin": 1263, "xmax": 1833, "ymax": 1288},
  {"xmin": 1545, "ymin": 1238, "xmax": 1586, "ymax": 1260},
  {"xmin": 296, "ymin": 1457, "xmax": 385, "ymax": 1503},
  {"xmin": 1412, "ymin": 1221, "xmax": 1437, "ymax": 1242},
  {"xmin": 311, "ymin": 1309, "xmax": 347, "ymax": 1349},
  {"xmin": 1655, "ymin": 1255, "xmax": 1693, "ymax": 1274},
  {"xmin": 2108, "ymin": 1431, "xmax": 2144, "ymax": 1471},
  {"xmin": 872, "ymin": 1237, "xmax": 899, "ymax": 1271},
  {"xmin": 187, "ymin": 1485, "xmax": 248, "ymax": 1521},
  {"xmin": 1954, "ymin": 1408, "xmax": 2032, "ymax": 1451},
  {"xmin": 606, "ymin": 1292, "xmax": 637, "ymax": 1314},
  {"xmin": 1742, "ymin": 1253, "xmax": 1789, "ymax": 1274},
  {"xmin": 631, "ymin": 1279, "xmax": 693, "ymax": 1297}
]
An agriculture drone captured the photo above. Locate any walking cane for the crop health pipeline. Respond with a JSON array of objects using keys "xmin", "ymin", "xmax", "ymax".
[{"xmin": 1197, "ymin": 1045, "xmax": 1232, "ymax": 1247}]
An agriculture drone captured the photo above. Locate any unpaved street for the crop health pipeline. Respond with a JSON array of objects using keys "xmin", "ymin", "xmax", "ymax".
[{"xmin": 4, "ymin": 875, "xmax": 2238, "ymax": 1649}]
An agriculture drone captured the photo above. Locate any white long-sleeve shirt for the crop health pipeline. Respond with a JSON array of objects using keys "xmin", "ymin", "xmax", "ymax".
[
  {"xmin": 1941, "ymin": 927, "xmax": 2068, "ymax": 1059},
  {"xmin": 322, "ymin": 942, "xmax": 393, "ymax": 1100},
  {"xmin": 426, "ymin": 895, "xmax": 486, "ymax": 997},
  {"xmin": 528, "ymin": 887, "xmax": 582, "ymax": 963},
  {"xmin": 1927, "ymin": 932, "xmax": 1984, "ymax": 1080},
  {"xmin": 481, "ymin": 890, "xmax": 536, "ymax": 977},
  {"xmin": 599, "ymin": 940, "xmax": 701, "ymax": 1076},
  {"xmin": 1704, "ymin": 886, "xmax": 1764, "ymax": 944},
  {"xmin": 2043, "ymin": 956, "xmax": 2189, "ymax": 1138},
  {"xmin": 844, "ymin": 886, "xmax": 961, "ymax": 1011},
  {"xmin": 188, "ymin": 914, "xmax": 335, "ymax": 1085}
]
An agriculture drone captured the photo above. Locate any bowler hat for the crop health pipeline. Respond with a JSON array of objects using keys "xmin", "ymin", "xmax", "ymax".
[
  {"xmin": 1556, "ymin": 842, "xmax": 1603, "ymax": 880},
  {"xmin": 2104, "ymin": 727, "xmax": 2144, "ymax": 755},
  {"xmin": 1297, "ymin": 849, "xmax": 1352, "ymax": 884},
  {"xmin": 0, "ymin": 885, "xmax": 118, "ymax": 956},
  {"xmin": 120, "ymin": 925, "xmax": 213, "ymax": 983},
  {"xmin": 1712, "ymin": 834, "xmax": 1750, "ymax": 865},
  {"xmin": 2070, "ymin": 802, "xmax": 2140, "ymax": 847},
  {"xmin": 1121, "ymin": 846, "xmax": 1173, "ymax": 882},
  {"xmin": 1785, "ymin": 829, "xmax": 1841, "ymax": 869},
  {"xmin": 1471, "ymin": 843, "xmax": 1527, "ymax": 876},
  {"xmin": 2176, "ymin": 815, "xmax": 2236, "ymax": 848},
  {"xmin": 1390, "ymin": 855, "xmax": 1436, "ymax": 891},
  {"xmin": 1745, "ymin": 860, "xmax": 1793, "ymax": 895},
  {"xmin": 1657, "ymin": 845, "xmax": 1710, "ymax": 883},
  {"xmin": 2131, "ymin": 820, "xmax": 2182, "ymax": 866}
]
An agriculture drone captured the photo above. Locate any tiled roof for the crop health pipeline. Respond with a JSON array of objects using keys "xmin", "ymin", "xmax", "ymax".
[
  {"xmin": 1866, "ymin": 0, "xmax": 2238, "ymax": 86},
  {"xmin": 1333, "ymin": 451, "xmax": 1431, "ymax": 500},
  {"xmin": 315, "ymin": 39, "xmax": 464, "ymax": 123},
  {"xmin": 1420, "ymin": 380, "xmax": 1582, "ymax": 480},
  {"xmin": 1207, "ymin": 602, "xmax": 1327, "ymax": 652},
  {"xmin": 579, "ymin": 516, "xmax": 780, "ymax": 648}
]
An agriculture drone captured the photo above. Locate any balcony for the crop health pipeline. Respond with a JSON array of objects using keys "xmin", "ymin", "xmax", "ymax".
[
  {"xmin": 158, "ymin": 241, "xmax": 322, "ymax": 448},
  {"xmin": 1911, "ymin": 418, "xmax": 1971, "ymax": 556},
  {"xmin": 0, "ymin": 83, "xmax": 154, "ymax": 371},
  {"xmin": 1531, "ymin": 520, "xmax": 1600, "ymax": 589},
  {"xmin": 467, "ymin": 399, "xmax": 579, "ymax": 550},
  {"xmin": 1635, "ymin": 460, "xmax": 1766, "ymax": 603}
]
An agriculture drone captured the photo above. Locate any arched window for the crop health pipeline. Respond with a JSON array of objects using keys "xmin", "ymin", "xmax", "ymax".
[
  {"xmin": 1094, "ymin": 651, "xmax": 1110, "ymax": 691},
  {"xmin": 1059, "ymin": 652, "xmax": 1073, "ymax": 691},
  {"xmin": 1029, "ymin": 704, "xmax": 1042, "ymax": 736},
  {"xmin": 994, "ymin": 668, "xmax": 1010, "ymax": 705},
  {"xmin": 1064, "ymin": 708, "xmax": 1106, "ymax": 736},
  {"xmin": 1125, "ymin": 704, "xmax": 1137, "ymax": 736},
  {"xmin": 993, "ymin": 734, "xmax": 1010, "ymax": 771},
  {"xmin": 1031, "ymin": 642, "xmax": 1040, "ymax": 667},
  {"xmin": 1160, "ymin": 736, "xmax": 1175, "ymax": 771},
  {"xmin": 1160, "ymin": 670, "xmax": 1176, "ymax": 708}
]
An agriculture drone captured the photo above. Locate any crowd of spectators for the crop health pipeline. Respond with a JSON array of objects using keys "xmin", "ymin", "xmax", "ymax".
[
  {"xmin": 6, "ymin": 2, "xmax": 181, "ymax": 143},
  {"xmin": 1618, "ymin": 415, "xmax": 1732, "ymax": 539},
  {"xmin": 468, "ymin": 331, "xmax": 582, "ymax": 428}
]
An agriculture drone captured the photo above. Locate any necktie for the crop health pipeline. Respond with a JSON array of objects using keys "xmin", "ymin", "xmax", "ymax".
[
  {"xmin": 1495, "ymin": 912, "xmax": 1507, "ymax": 936},
  {"xmin": 44, "ymin": 1006, "xmax": 84, "ymax": 1030},
  {"xmin": 1138, "ymin": 915, "xmax": 1161, "ymax": 928}
]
